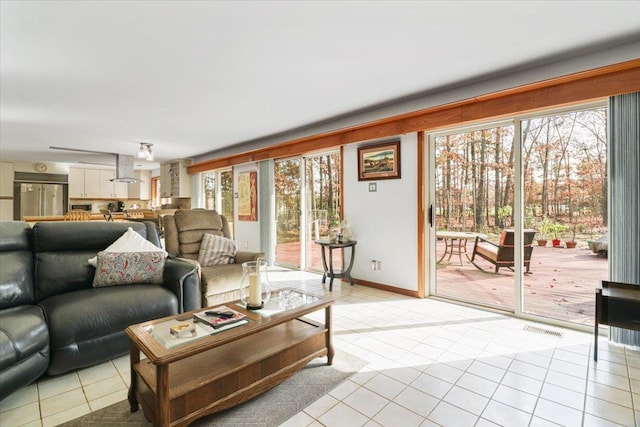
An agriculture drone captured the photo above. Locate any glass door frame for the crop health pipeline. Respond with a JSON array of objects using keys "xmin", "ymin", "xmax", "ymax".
[
  {"xmin": 273, "ymin": 149, "xmax": 342, "ymax": 272},
  {"xmin": 426, "ymin": 102, "xmax": 607, "ymax": 332},
  {"xmin": 426, "ymin": 119, "xmax": 522, "ymax": 313},
  {"xmin": 274, "ymin": 156, "xmax": 305, "ymax": 269}
]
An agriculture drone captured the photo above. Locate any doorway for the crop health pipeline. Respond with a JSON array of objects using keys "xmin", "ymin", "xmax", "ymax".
[{"xmin": 273, "ymin": 151, "xmax": 342, "ymax": 271}]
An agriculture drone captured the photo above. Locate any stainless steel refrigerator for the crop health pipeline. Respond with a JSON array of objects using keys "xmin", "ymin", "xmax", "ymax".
[{"xmin": 19, "ymin": 183, "xmax": 66, "ymax": 217}]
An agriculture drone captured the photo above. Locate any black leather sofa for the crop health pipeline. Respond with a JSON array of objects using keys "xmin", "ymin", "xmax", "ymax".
[{"xmin": 0, "ymin": 220, "xmax": 200, "ymax": 401}]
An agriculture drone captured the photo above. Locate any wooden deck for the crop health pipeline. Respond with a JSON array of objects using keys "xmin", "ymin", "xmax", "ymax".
[
  {"xmin": 275, "ymin": 239, "xmax": 606, "ymax": 326},
  {"xmin": 436, "ymin": 240, "xmax": 607, "ymax": 326}
]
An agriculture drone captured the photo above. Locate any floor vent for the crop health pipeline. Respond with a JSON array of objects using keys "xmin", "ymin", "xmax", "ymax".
[{"xmin": 523, "ymin": 325, "xmax": 563, "ymax": 338}]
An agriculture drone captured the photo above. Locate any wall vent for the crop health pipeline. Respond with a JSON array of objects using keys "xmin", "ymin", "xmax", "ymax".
[{"xmin": 523, "ymin": 325, "xmax": 563, "ymax": 338}]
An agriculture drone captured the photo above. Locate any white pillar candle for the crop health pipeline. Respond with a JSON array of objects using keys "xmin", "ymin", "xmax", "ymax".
[{"xmin": 249, "ymin": 272, "xmax": 261, "ymax": 306}]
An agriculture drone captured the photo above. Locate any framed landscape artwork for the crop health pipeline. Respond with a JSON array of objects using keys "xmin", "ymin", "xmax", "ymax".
[
  {"xmin": 357, "ymin": 140, "xmax": 401, "ymax": 181},
  {"xmin": 238, "ymin": 171, "xmax": 258, "ymax": 221}
]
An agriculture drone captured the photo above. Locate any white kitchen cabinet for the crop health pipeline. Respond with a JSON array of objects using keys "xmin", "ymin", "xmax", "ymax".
[
  {"xmin": 0, "ymin": 199, "xmax": 12, "ymax": 221},
  {"xmin": 69, "ymin": 168, "xmax": 101, "ymax": 198},
  {"xmin": 0, "ymin": 162, "xmax": 14, "ymax": 220},
  {"xmin": 160, "ymin": 163, "xmax": 171, "ymax": 198},
  {"xmin": 128, "ymin": 170, "xmax": 151, "ymax": 200},
  {"xmin": 160, "ymin": 159, "xmax": 192, "ymax": 198},
  {"xmin": 99, "ymin": 170, "xmax": 128, "ymax": 199},
  {"xmin": 0, "ymin": 161, "xmax": 14, "ymax": 197}
]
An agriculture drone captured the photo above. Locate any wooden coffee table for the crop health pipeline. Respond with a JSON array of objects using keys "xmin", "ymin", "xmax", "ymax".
[{"xmin": 125, "ymin": 288, "xmax": 334, "ymax": 427}]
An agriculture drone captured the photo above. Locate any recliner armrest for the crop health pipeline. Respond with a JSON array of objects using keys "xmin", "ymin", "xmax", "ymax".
[
  {"xmin": 162, "ymin": 257, "xmax": 201, "ymax": 312},
  {"xmin": 234, "ymin": 251, "xmax": 265, "ymax": 264}
]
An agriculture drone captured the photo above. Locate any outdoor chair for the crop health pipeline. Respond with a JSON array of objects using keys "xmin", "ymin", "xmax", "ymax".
[
  {"xmin": 470, "ymin": 229, "xmax": 536, "ymax": 274},
  {"xmin": 100, "ymin": 209, "xmax": 113, "ymax": 221},
  {"xmin": 63, "ymin": 209, "xmax": 91, "ymax": 221}
]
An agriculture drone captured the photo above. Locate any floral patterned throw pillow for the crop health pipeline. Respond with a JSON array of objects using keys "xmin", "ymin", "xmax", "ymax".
[{"xmin": 92, "ymin": 251, "xmax": 165, "ymax": 287}]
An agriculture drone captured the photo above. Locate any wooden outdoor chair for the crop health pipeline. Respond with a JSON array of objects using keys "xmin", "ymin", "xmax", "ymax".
[
  {"xmin": 470, "ymin": 229, "xmax": 536, "ymax": 274},
  {"xmin": 63, "ymin": 209, "xmax": 91, "ymax": 221}
]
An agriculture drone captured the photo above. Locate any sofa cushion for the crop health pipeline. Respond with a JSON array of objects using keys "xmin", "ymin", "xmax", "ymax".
[
  {"xmin": 39, "ymin": 285, "xmax": 178, "ymax": 375},
  {"xmin": 0, "ymin": 305, "xmax": 50, "ymax": 401},
  {"xmin": 92, "ymin": 251, "xmax": 165, "ymax": 287},
  {"xmin": 200, "ymin": 264, "xmax": 244, "ymax": 306},
  {"xmin": 172, "ymin": 209, "xmax": 226, "ymax": 259},
  {"xmin": 88, "ymin": 227, "xmax": 167, "ymax": 267},
  {"xmin": 198, "ymin": 233, "xmax": 236, "ymax": 267},
  {"xmin": 32, "ymin": 222, "xmax": 160, "ymax": 302},
  {"xmin": 0, "ymin": 305, "xmax": 49, "ymax": 372}
]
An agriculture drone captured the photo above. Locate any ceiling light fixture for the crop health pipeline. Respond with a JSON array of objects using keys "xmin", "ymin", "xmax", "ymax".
[{"xmin": 137, "ymin": 143, "xmax": 154, "ymax": 161}]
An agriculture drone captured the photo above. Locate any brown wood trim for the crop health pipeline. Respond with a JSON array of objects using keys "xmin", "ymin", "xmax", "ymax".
[
  {"xmin": 352, "ymin": 278, "xmax": 420, "ymax": 298},
  {"xmin": 189, "ymin": 59, "xmax": 640, "ymax": 174},
  {"xmin": 417, "ymin": 131, "xmax": 426, "ymax": 298},
  {"xmin": 0, "ymin": 196, "xmax": 12, "ymax": 200},
  {"xmin": 339, "ymin": 146, "xmax": 344, "ymax": 221}
]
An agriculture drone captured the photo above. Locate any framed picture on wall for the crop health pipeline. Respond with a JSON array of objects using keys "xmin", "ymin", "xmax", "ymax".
[
  {"xmin": 238, "ymin": 171, "xmax": 258, "ymax": 221},
  {"xmin": 357, "ymin": 140, "xmax": 401, "ymax": 181}
]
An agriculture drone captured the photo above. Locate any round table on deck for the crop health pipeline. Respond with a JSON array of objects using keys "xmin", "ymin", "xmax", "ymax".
[
  {"xmin": 314, "ymin": 240, "xmax": 357, "ymax": 291},
  {"xmin": 436, "ymin": 231, "xmax": 486, "ymax": 265}
]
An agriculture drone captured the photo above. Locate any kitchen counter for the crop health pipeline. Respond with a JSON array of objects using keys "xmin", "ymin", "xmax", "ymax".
[{"xmin": 23, "ymin": 213, "xmax": 127, "ymax": 222}]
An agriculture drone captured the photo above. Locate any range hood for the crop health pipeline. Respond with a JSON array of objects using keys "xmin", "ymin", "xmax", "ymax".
[
  {"xmin": 48, "ymin": 146, "xmax": 142, "ymax": 183},
  {"xmin": 111, "ymin": 154, "xmax": 140, "ymax": 183}
]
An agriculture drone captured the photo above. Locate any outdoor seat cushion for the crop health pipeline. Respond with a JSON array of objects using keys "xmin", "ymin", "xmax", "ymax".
[
  {"xmin": 38, "ymin": 285, "xmax": 178, "ymax": 375},
  {"xmin": 475, "ymin": 242, "xmax": 498, "ymax": 260}
]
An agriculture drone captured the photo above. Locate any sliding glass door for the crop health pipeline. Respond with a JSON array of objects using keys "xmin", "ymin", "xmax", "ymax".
[
  {"xmin": 431, "ymin": 123, "xmax": 516, "ymax": 310},
  {"xmin": 273, "ymin": 151, "xmax": 342, "ymax": 271},
  {"xmin": 274, "ymin": 158, "xmax": 302, "ymax": 268},
  {"xmin": 521, "ymin": 106, "xmax": 608, "ymax": 325},
  {"xmin": 428, "ymin": 103, "xmax": 609, "ymax": 327},
  {"xmin": 305, "ymin": 152, "xmax": 342, "ymax": 272}
]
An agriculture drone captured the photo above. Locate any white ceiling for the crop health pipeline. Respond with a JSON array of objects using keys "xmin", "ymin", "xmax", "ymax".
[{"xmin": 1, "ymin": 1, "xmax": 639, "ymax": 169}]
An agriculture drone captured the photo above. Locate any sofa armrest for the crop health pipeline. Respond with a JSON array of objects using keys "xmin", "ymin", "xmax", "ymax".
[
  {"xmin": 234, "ymin": 251, "xmax": 265, "ymax": 264},
  {"xmin": 162, "ymin": 257, "xmax": 201, "ymax": 312}
]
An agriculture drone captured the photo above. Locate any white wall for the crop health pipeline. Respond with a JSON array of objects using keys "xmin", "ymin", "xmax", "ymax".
[
  {"xmin": 343, "ymin": 133, "xmax": 418, "ymax": 291},
  {"xmin": 233, "ymin": 163, "xmax": 262, "ymax": 252}
]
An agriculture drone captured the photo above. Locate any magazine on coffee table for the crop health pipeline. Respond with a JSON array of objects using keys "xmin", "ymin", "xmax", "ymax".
[
  {"xmin": 149, "ymin": 306, "xmax": 249, "ymax": 349},
  {"xmin": 193, "ymin": 305, "xmax": 248, "ymax": 329}
]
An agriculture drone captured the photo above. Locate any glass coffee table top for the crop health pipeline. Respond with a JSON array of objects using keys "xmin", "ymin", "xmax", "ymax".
[
  {"xmin": 243, "ymin": 288, "xmax": 321, "ymax": 316},
  {"xmin": 145, "ymin": 289, "xmax": 321, "ymax": 349}
]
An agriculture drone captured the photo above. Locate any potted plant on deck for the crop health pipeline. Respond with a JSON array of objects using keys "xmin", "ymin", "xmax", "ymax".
[
  {"xmin": 536, "ymin": 217, "xmax": 551, "ymax": 246},
  {"xmin": 548, "ymin": 223, "xmax": 569, "ymax": 247},
  {"xmin": 565, "ymin": 227, "xmax": 577, "ymax": 248}
]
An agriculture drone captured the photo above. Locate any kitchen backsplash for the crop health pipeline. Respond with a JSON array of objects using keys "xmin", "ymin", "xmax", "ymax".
[{"xmin": 68, "ymin": 199, "xmax": 152, "ymax": 213}]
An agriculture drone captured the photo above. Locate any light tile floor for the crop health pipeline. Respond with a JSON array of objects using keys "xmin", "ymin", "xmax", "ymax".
[{"xmin": 1, "ymin": 269, "xmax": 639, "ymax": 427}]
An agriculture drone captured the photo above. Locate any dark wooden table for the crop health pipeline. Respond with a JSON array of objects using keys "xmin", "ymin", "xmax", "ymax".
[
  {"xmin": 314, "ymin": 239, "xmax": 357, "ymax": 291},
  {"xmin": 594, "ymin": 280, "xmax": 640, "ymax": 361}
]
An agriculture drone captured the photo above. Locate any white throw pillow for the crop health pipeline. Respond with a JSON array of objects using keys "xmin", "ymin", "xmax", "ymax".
[
  {"xmin": 88, "ymin": 227, "xmax": 168, "ymax": 267},
  {"xmin": 198, "ymin": 233, "xmax": 237, "ymax": 267}
]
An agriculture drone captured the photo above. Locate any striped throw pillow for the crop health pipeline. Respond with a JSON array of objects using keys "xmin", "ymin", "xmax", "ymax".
[{"xmin": 198, "ymin": 233, "xmax": 237, "ymax": 267}]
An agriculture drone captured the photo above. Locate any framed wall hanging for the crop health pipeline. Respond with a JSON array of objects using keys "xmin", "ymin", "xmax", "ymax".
[{"xmin": 357, "ymin": 140, "xmax": 401, "ymax": 181}]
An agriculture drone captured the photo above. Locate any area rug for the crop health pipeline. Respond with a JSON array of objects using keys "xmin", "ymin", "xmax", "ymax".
[{"xmin": 60, "ymin": 350, "xmax": 366, "ymax": 427}]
